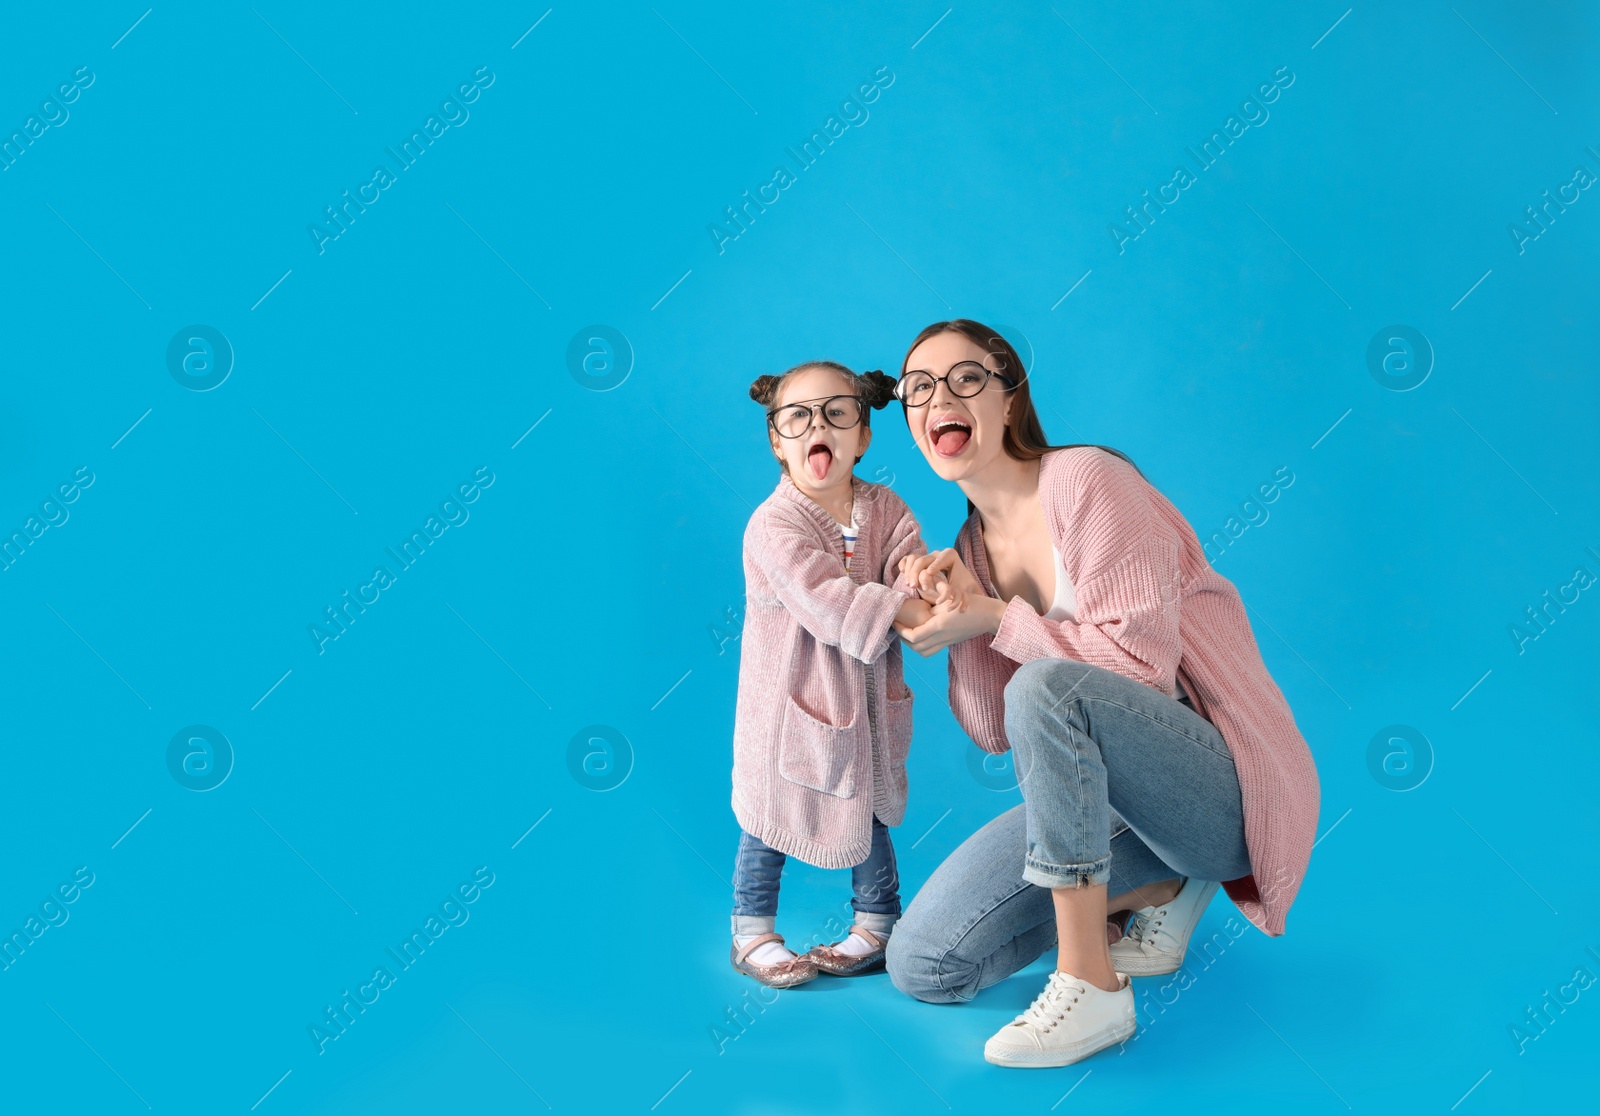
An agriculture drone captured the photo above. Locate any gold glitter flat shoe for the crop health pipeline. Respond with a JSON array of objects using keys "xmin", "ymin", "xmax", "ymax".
[
  {"xmin": 805, "ymin": 925, "xmax": 888, "ymax": 976},
  {"xmin": 730, "ymin": 933, "xmax": 818, "ymax": 988}
]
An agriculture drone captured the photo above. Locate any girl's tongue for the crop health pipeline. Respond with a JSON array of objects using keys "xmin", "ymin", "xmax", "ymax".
[{"xmin": 807, "ymin": 444, "xmax": 833, "ymax": 480}]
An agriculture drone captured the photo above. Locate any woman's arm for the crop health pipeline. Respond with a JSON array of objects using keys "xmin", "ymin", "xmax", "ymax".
[
  {"xmin": 901, "ymin": 455, "xmax": 1183, "ymax": 693},
  {"xmin": 988, "ymin": 537, "xmax": 1181, "ymax": 691},
  {"xmin": 987, "ymin": 454, "xmax": 1182, "ymax": 691}
]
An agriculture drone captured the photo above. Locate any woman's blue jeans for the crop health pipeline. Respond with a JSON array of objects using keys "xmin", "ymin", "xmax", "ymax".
[
  {"xmin": 885, "ymin": 658, "xmax": 1251, "ymax": 1004},
  {"xmin": 731, "ymin": 815, "xmax": 901, "ymax": 939}
]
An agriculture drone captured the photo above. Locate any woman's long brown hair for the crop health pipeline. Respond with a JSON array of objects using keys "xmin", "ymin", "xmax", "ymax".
[{"xmin": 900, "ymin": 319, "xmax": 1142, "ymax": 514}]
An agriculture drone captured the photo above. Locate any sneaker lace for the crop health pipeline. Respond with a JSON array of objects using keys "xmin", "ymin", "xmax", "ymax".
[
  {"xmin": 1128, "ymin": 884, "xmax": 1186, "ymax": 949},
  {"xmin": 1017, "ymin": 975, "xmax": 1086, "ymax": 1030},
  {"xmin": 1128, "ymin": 905, "xmax": 1165, "ymax": 947}
]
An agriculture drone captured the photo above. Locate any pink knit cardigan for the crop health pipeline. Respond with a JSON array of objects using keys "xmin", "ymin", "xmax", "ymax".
[
  {"xmin": 731, "ymin": 474, "xmax": 926, "ymax": 869},
  {"xmin": 948, "ymin": 447, "xmax": 1320, "ymax": 935}
]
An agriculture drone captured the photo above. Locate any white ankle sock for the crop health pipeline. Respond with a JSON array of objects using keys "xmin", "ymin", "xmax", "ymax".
[
  {"xmin": 735, "ymin": 934, "xmax": 795, "ymax": 966},
  {"xmin": 834, "ymin": 931, "xmax": 881, "ymax": 957}
]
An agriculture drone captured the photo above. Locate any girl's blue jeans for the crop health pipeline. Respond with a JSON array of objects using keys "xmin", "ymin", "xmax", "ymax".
[{"xmin": 731, "ymin": 815, "xmax": 901, "ymax": 939}]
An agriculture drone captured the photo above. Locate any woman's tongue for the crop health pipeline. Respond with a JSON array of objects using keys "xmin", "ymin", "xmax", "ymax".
[
  {"xmin": 934, "ymin": 427, "xmax": 971, "ymax": 456},
  {"xmin": 807, "ymin": 443, "xmax": 833, "ymax": 480}
]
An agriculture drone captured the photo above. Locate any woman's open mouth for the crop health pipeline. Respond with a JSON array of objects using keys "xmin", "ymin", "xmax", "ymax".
[
  {"xmin": 930, "ymin": 417, "xmax": 972, "ymax": 458},
  {"xmin": 806, "ymin": 441, "xmax": 834, "ymax": 480}
]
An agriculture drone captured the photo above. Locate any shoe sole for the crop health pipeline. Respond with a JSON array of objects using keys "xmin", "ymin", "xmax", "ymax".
[
  {"xmin": 1106, "ymin": 952, "xmax": 1183, "ymax": 977},
  {"xmin": 984, "ymin": 1019, "xmax": 1137, "ymax": 1068},
  {"xmin": 813, "ymin": 957, "xmax": 886, "ymax": 977},
  {"xmin": 731, "ymin": 964, "xmax": 818, "ymax": 988}
]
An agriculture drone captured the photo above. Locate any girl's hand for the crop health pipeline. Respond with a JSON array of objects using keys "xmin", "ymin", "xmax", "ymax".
[
  {"xmin": 899, "ymin": 551, "xmax": 937, "ymax": 587},
  {"xmin": 893, "ymin": 595, "xmax": 933, "ymax": 634},
  {"xmin": 905, "ymin": 549, "xmax": 983, "ymax": 606},
  {"xmin": 899, "ymin": 594, "xmax": 1007, "ymax": 656},
  {"xmin": 899, "ymin": 554, "xmax": 953, "ymax": 606}
]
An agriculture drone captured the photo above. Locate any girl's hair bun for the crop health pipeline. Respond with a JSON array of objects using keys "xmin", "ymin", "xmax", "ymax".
[
  {"xmin": 749, "ymin": 374, "xmax": 782, "ymax": 406},
  {"xmin": 857, "ymin": 369, "xmax": 898, "ymax": 410}
]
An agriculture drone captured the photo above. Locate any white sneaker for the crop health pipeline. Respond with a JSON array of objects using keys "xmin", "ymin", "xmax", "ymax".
[
  {"xmin": 983, "ymin": 971, "xmax": 1136, "ymax": 1068},
  {"xmin": 1108, "ymin": 877, "xmax": 1219, "ymax": 977}
]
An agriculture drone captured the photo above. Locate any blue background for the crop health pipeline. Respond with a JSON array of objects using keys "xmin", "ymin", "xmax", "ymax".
[{"xmin": 1, "ymin": 2, "xmax": 1595, "ymax": 1112}]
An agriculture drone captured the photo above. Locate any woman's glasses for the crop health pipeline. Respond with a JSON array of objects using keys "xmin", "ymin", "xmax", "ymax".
[
  {"xmin": 767, "ymin": 395, "xmax": 867, "ymax": 439},
  {"xmin": 895, "ymin": 361, "xmax": 1014, "ymax": 407}
]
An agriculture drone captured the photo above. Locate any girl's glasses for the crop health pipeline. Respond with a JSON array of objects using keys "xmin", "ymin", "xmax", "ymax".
[
  {"xmin": 895, "ymin": 361, "xmax": 1015, "ymax": 407},
  {"xmin": 767, "ymin": 395, "xmax": 867, "ymax": 439}
]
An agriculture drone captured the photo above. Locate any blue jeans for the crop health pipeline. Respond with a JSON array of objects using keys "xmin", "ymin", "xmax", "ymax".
[
  {"xmin": 731, "ymin": 815, "xmax": 901, "ymax": 938},
  {"xmin": 885, "ymin": 658, "xmax": 1251, "ymax": 1003}
]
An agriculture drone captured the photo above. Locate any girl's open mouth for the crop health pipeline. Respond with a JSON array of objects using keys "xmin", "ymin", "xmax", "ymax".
[
  {"xmin": 930, "ymin": 417, "xmax": 972, "ymax": 458},
  {"xmin": 806, "ymin": 442, "xmax": 834, "ymax": 480}
]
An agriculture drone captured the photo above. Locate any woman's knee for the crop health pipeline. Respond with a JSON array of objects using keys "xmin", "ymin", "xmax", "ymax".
[
  {"xmin": 1005, "ymin": 658, "xmax": 1067, "ymax": 705},
  {"xmin": 1005, "ymin": 658, "xmax": 1127, "ymax": 709},
  {"xmin": 885, "ymin": 921, "xmax": 974, "ymax": 1005},
  {"xmin": 1004, "ymin": 659, "xmax": 1099, "ymax": 744}
]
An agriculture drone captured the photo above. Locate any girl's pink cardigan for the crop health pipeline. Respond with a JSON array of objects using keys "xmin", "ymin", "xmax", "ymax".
[
  {"xmin": 948, "ymin": 447, "xmax": 1320, "ymax": 935},
  {"xmin": 732, "ymin": 475, "xmax": 926, "ymax": 869}
]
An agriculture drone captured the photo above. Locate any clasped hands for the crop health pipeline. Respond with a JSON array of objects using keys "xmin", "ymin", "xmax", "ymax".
[{"xmin": 891, "ymin": 549, "xmax": 1007, "ymax": 656}]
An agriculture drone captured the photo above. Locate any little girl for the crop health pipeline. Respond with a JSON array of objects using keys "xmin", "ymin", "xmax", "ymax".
[{"xmin": 729, "ymin": 359, "xmax": 938, "ymax": 988}]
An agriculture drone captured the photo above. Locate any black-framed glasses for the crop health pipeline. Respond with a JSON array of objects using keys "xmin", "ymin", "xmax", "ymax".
[
  {"xmin": 894, "ymin": 361, "xmax": 1014, "ymax": 407},
  {"xmin": 767, "ymin": 395, "xmax": 867, "ymax": 439}
]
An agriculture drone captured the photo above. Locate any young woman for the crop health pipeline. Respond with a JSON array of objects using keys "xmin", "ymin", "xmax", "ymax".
[{"xmin": 882, "ymin": 320, "xmax": 1320, "ymax": 1068}]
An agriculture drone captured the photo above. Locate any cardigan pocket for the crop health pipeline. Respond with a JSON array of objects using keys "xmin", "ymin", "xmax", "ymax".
[
  {"xmin": 778, "ymin": 697, "xmax": 859, "ymax": 799},
  {"xmin": 884, "ymin": 688, "xmax": 914, "ymax": 767},
  {"xmin": 884, "ymin": 687, "xmax": 914, "ymax": 796}
]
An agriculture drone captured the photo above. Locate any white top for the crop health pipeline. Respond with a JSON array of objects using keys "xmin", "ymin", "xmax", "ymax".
[
  {"xmin": 1043, "ymin": 545, "xmax": 1078, "ymax": 622},
  {"xmin": 1043, "ymin": 544, "xmax": 1188, "ymax": 702}
]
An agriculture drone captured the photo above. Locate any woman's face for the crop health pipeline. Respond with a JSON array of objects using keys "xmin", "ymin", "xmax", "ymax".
[
  {"xmin": 903, "ymin": 331, "xmax": 1014, "ymax": 483},
  {"xmin": 767, "ymin": 366, "xmax": 870, "ymax": 497}
]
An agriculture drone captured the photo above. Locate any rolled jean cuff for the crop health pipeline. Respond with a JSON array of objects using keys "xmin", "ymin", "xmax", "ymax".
[
  {"xmin": 1023, "ymin": 853, "xmax": 1111, "ymax": 890},
  {"xmin": 853, "ymin": 910, "xmax": 898, "ymax": 937},
  {"xmin": 731, "ymin": 914, "xmax": 777, "ymax": 937}
]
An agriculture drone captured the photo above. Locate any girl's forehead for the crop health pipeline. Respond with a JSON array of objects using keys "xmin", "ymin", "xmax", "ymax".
[{"xmin": 778, "ymin": 366, "xmax": 852, "ymax": 402}]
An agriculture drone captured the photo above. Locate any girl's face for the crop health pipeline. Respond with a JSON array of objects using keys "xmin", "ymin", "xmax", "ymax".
[
  {"xmin": 768, "ymin": 366, "xmax": 870, "ymax": 498},
  {"xmin": 903, "ymin": 331, "xmax": 1014, "ymax": 482}
]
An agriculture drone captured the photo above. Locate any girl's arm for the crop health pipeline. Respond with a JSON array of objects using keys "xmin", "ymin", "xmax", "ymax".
[
  {"xmin": 878, "ymin": 498, "xmax": 942, "ymax": 630},
  {"xmin": 752, "ymin": 506, "xmax": 927, "ymax": 664},
  {"xmin": 880, "ymin": 500, "xmax": 930, "ymax": 598}
]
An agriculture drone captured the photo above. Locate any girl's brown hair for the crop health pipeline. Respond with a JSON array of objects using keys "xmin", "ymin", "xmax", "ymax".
[
  {"xmin": 900, "ymin": 320, "xmax": 1142, "ymax": 499},
  {"xmin": 749, "ymin": 360, "xmax": 898, "ymax": 472}
]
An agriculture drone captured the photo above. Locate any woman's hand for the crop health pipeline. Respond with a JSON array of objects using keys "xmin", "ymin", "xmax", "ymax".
[{"xmin": 897, "ymin": 593, "xmax": 1007, "ymax": 656}]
